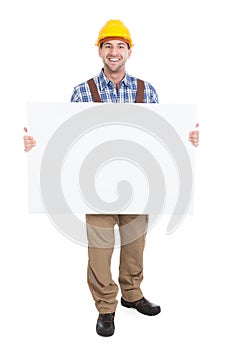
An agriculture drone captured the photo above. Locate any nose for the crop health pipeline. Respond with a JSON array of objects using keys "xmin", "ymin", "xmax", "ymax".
[{"xmin": 109, "ymin": 46, "xmax": 119, "ymax": 55}]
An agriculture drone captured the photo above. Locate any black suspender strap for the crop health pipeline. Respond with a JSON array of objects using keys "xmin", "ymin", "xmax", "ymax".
[
  {"xmin": 87, "ymin": 78, "xmax": 102, "ymax": 102},
  {"xmin": 135, "ymin": 79, "xmax": 145, "ymax": 103},
  {"xmin": 87, "ymin": 77, "xmax": 145, "ymax": 103}
]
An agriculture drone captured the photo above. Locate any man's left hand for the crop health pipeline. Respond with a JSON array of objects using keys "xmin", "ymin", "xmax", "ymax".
[{"xmin": 189, "ymin": 123, "xmax": 199, "ymax": 147}]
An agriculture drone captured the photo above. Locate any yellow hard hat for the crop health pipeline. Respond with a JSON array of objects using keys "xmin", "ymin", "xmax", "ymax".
[{"xmin": 96, "ymin": 20, "xmax": 133, "ymax": 48}]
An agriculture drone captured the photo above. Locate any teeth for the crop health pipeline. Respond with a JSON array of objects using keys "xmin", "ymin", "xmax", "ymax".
[{"xmin": 109, "ymin": 58, "xmax": 119, "ymax": 61}]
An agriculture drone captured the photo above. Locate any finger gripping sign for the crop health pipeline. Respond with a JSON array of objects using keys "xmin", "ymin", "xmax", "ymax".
[{"xmin": 27, "ymin": 103, "xmax": 196, "ymax": 247}]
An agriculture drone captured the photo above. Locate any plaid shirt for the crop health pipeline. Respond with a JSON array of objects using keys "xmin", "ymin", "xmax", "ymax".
[{"xmin": 71, "ymin": 69, "xmax": 159, "ymax": 103}]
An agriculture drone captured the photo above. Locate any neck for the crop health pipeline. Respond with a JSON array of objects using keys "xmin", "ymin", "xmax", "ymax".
[{"xmin": 103, "ymin": 68, "xmax": 126, "ymax": 90}]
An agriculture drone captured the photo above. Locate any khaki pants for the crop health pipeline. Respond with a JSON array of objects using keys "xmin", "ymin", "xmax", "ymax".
[{"xmin": 86, "ymin": 214, "xmax": 148, "ymax": 314}]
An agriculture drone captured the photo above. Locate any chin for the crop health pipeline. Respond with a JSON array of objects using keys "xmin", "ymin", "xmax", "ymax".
[{"xmin": 107, "ymin": 65, "xmax": 123, "ymax": 73}]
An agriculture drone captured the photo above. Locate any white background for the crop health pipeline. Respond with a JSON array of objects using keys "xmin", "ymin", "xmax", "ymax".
[{"xmin": 1, "ymin": 0, "xmax": 233, "ymax": 349}]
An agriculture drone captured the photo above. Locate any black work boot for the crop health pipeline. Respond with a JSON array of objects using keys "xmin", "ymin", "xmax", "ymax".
[
  {"xmin": 121, "ymin": 297, "xmax": 161, "ymax": 316},
  {"xmin": 96, "ymin": 312, "xmax": 115, "ymax": 337}
]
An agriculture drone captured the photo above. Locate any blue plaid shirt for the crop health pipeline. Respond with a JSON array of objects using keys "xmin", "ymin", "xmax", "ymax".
[{"xmin": 71, "ymin": 69, "xmax": 159, "ymax": 103}]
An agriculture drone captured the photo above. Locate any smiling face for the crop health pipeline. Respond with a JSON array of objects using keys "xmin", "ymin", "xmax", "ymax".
[{"xmin": 98, "ymin": 40, "xmax": 132, "ymax": 76}]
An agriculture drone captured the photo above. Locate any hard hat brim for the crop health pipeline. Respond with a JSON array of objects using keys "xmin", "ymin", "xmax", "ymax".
[{"xmin": 96, "ymin": 36, "xmax": 133, "ymax": 48}]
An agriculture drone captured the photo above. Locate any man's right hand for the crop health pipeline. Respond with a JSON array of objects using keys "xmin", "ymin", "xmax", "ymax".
[{"xmin": 23, "ymin": 127, "xmax": 36, "ymax": 152}]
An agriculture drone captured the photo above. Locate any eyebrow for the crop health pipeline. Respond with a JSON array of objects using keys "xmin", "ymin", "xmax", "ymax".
[{"xmin": 103, "ymin": 42, "xmax": 127, "ymax": 47}]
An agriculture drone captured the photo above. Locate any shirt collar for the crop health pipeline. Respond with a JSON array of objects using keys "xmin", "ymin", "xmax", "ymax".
[{"xmin": 98, "ymin": 69, "xmax": 133, "ymax": 90}]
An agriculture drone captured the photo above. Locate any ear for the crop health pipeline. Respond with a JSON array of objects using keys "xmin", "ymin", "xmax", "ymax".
[
  {"xmin": 98, "ymin": 47, "xmax": 102, "ymax": 57},
  {"xmin": 128, "ymin": 48, "xmax": 132, "ymax": 59}
]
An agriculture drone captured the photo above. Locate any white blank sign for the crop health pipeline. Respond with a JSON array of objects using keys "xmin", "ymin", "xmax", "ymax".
[{"xmin": 27, "ymin": 103, "xmax": 196, "ymax": 214}]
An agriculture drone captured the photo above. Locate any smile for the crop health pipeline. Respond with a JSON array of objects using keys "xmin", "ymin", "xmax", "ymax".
[{"xmin": 108, "ymin": 58, "xmax": 121, "ymax": 62}]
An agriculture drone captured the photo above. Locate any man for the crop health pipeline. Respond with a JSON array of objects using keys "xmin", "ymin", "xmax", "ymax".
[{"xmin": 24, "ymin": 20, "xmax": 199, "ymax": 337}]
